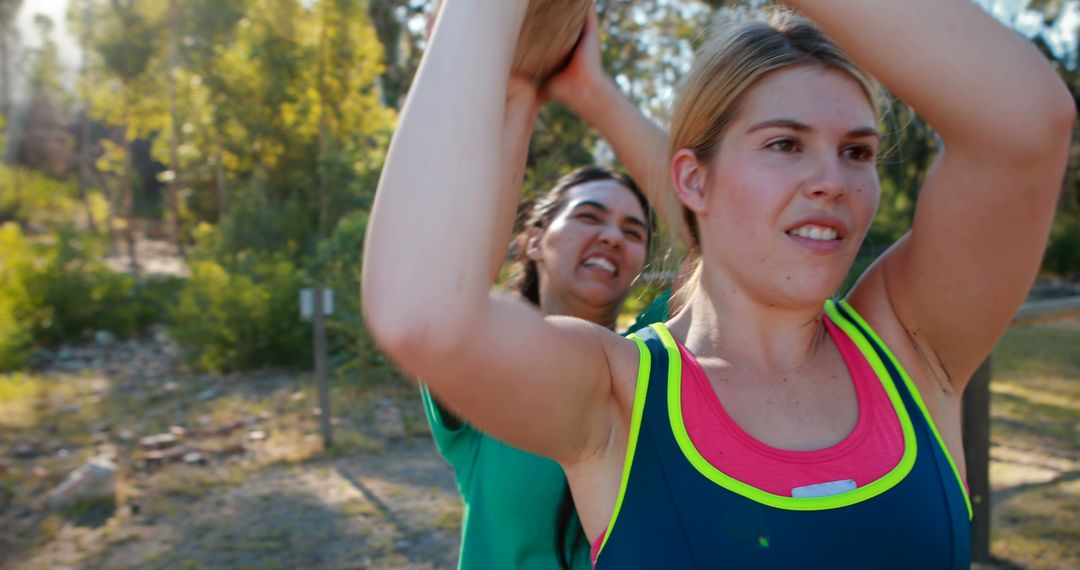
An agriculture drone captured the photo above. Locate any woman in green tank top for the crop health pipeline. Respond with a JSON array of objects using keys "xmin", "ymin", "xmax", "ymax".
[{"xmin": 421, "ymin": 165, "xmax": 656, "ymax": 569}]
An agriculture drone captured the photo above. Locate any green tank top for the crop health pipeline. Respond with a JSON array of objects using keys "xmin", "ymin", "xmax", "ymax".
[{"xmin": 421, "ymin": 387, "xmax": 592, "ymax": 570}]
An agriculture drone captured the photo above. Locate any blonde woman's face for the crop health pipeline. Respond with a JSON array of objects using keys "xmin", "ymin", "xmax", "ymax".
[{"xmin": 696, "ymin": 65, "xmax": 880, "ymax": 307}]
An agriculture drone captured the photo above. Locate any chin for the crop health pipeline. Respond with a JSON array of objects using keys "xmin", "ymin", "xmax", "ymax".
[
  {"xmin": 576, "ymin": 284, "xmax": 628, "ymax": 310},
  {"xmin": 756, "ymin": 274, "xmax": 846, "ymax": 310}
]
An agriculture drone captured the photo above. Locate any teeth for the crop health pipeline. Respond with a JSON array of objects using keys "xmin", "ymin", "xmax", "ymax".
[
  {"xmin": 583, "ymin": 257, "xmax": 617, "ymax": 275},
  {"xmin": 789, "ymin": 225, "xmax": 839, "ymax": 241}
]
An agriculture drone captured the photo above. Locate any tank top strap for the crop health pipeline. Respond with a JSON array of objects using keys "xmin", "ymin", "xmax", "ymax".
[{"xmin": 826, "ymin": 299, "xmax": 972, "ymax": 520}]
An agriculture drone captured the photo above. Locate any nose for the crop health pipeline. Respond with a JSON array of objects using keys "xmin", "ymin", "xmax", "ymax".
[
  {"xmin": 803, "ymin": 154, "xmax": 847, "ymax": 201},
  {"xmin": 598, "ymin": 223, "xmax": 624, "ymax": 249}
]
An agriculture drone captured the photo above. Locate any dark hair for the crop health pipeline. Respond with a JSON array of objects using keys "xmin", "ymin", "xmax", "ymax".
[
  {"xmin": 512, "ymin": 165, "xmax": 653, "ymax": 307},
  {"xmin": 508, "ymin": 166, "xmax": 651, "ymax": 569}
]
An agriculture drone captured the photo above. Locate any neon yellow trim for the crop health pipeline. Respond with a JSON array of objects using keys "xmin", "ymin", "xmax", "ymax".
[
  {"xmin": 660, "ymin": 306, "xmax": 919, "ymax": 511},
  {"xmin": 596, "ymin": 335, "xmax": 652, "ymax": 559},
  {"xmin": 835, "ymin": 300, "xmax": 974, "ymax": 519}
]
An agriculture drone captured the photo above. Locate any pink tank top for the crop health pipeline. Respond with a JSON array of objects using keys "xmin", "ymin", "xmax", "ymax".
[
  {"xmin": 679, "ymin": 317, "xmax": 904, "ymax": 496},
  {"xmin": 590, "ymin": 317, "xmax": 905, "ymax": 565}
]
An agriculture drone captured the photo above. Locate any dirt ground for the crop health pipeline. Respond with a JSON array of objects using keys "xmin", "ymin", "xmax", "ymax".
[{"xmin": 0, "ymin": 328, "xmax": 462, "ymax": 570}]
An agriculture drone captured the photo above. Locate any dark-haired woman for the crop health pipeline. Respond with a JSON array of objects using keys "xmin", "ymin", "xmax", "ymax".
[{"xmin": 421, "ymin": 165, "xmax": 654, "ymax": 570}]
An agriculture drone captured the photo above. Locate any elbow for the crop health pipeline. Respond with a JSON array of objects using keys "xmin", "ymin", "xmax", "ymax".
[
  {"xmin": 361, "ymin": 279, "xmax": 476, "ymax": 372},
  {"xmin": 362, "ymin": 282, "xmax": 427, "ymax": 366},
  {"xmin": 976, "ymin": 76, "xmax": 1076, "ymax": 164},
  {"xmin": 1044, "ymin": 80, "xmax": 1077, "ymax": 151},
  {"xmin": 1020, "ymin": 78, "xmax": 1077, "ymax": 161}
]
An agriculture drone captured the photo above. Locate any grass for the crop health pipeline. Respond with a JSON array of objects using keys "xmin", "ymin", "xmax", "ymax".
[{"xmin": 988, "ymin": 323, "xmax": 1080, "ymax": 569}]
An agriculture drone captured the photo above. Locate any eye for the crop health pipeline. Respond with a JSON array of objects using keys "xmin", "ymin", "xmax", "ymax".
[
  {"xmin": 842, "ymin": 143, "xmax": 877, "ymax": 163},
  {"xmin": 576, "ymin": 212, "xmax": 601, "ymax": 223},
  {"xmin": 765, "ymin": 137, "xmax": 801, "ymax": 153},
  {"xmin": 623, "ymin": 228, "xmax": 645, "ymax": 243}
]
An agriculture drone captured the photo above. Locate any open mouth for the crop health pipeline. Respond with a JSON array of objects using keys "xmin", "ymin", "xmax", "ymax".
[
  {"xmin": 582, "ymin": 256, "xmax": 618, "ymax": 276},
  {"xmin": 785, "ymin": 224, "xmax": 842, "ymax": 242}
]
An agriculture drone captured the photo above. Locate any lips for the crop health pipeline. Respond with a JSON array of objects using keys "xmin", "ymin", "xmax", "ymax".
[{"xmin": 784, "ymin": 216, "xmax": 849, "ymax": 241}]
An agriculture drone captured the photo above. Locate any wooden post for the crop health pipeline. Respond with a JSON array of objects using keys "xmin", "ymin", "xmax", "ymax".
[
  {"xmin": 963, "ymin": 358, "xmax": 992, "ymax": 563},
  {"xmin": 313, "ymin": 284, "xmax": 332, "ymax": 449}
]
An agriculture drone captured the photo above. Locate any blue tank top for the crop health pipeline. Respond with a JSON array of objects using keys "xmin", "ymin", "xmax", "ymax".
[{"xmin": 593, "ymin": 300, "xmax": 971, "ymax": 569}]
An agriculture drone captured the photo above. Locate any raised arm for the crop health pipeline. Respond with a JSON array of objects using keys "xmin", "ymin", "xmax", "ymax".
[
  {"xmin": 545, "ymin": 9, "xmax": 691, "ymax": 246},
  {"xmin": 362, "ymin": 0, "xmax": 626, "ymax": 461},
  {"xmin": 793, "ymin": 0, "xmax": 1076, "ymax": 387}
]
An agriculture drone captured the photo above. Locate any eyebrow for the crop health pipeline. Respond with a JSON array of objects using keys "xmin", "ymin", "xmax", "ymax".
[
  {"xmin": 572, "ymin": 200, "xmax": 648, "ymax": 231},
  {"xmin": 747, "ymin": 118, "xmax": 879, "ymax": 140}
]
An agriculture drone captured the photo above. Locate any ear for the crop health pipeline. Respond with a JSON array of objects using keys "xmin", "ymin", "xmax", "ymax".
[
  {"xmin": 671, "ymin": 149, "xmax": 709, "ymax": 215},
  {"xmin": 525, "ymin": 229, "xmax": 544, "ymax": 262}
]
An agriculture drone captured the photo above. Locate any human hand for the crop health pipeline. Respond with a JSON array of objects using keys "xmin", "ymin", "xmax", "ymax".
[
  {"xmin": 506, "ymin": 73, "xmax": 542, "ymax": 119},
  {"xmin": 542, "ymin": 5, "xmax": 609, "ymax": 116}
]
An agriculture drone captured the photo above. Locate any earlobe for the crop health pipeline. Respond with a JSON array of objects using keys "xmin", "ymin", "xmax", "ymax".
[
  {"xmin": 525, "ymin": 231, "xmax": 543, "ymax": 262},
  {"xmin": 672, "ymin": 149, "xmax": 708, "ymax": 214}
]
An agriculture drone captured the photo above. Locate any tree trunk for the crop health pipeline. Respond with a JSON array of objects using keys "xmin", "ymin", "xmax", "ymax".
[
  {"xmin": 0, "ymin": 25, "xmax": 10, "ymax": 121},
  {"xmin": 367, "ymin": 0, "xmax": 406, "ymax": 109},
  {"xmin": 214, "ymin": 127, "xmax": 227, "ymax": 217},
  {"xmin": 91, "ymin": 168, "xmax": 119, "ymax": 255},
  {"xmin": 120, "ymin": 103, "xmax": 139, "ymax": 277},
  {"xmin": 77, "ymin": 1, "xmax": 97, "ymax": 233},
  {"xmin": 166, "ymin": 0, "xmax": 186, "ymax": 258}
]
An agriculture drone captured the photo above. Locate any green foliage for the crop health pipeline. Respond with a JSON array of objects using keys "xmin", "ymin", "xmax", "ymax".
[
  {"xmin": 0, "ymin": 165, "xmax": 102, "ymax": 231},
  {"xmin": 23, "ymin": 228, "xmax": 169, "ymax": 345},
  {"xmin": 0, "ymin": 224, "xmax": 33, "ymax": 370},
  {"xmin": 311, "ymin": 210, "xmax": 394, "ymax": 380},
  {"xmin": 158, "ymin": 0, "xmax": 395, "ymax": 373},
  {"xmin": 171, "ymin": 248, "xmax": 309, "ymax": 372},
  {"xmin": 1044, "ymin": 211, "xmax": 1080, "ymax": 278},
  {"xmin": 0, "ymin": 223, "xmax": 176, "ymax": 370}
]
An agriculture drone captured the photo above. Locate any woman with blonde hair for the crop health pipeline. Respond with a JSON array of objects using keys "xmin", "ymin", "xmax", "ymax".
[{"xmin": 364, "ymin": 1, "xmax": 1073, "ymax": 567}]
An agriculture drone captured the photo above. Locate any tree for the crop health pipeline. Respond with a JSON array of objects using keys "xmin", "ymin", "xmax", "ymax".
[
  {"xmin": 80, "ymin": 0, "xmax": 168, "ymax": 274},
  {"xmin": 14, "ymin": 14, "xmax": 74, "ymax": 178},
  {"xmin": 0, "ymin": 0, "xmax": 22, "ymax": 123}
]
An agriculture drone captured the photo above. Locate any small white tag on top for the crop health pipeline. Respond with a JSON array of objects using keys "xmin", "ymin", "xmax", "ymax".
[{"xmin": 791, "ymin": 479, "xmax": 857, "ymax": 498}]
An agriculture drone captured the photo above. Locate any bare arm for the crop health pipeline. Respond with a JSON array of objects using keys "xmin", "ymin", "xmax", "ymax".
[
  {"xmin": 790, "ymin": 0, "xmax": 1075, "ymax": 386},
  {"xmin": 362, "ymin": 0, "xmax": 624, "ymax": 461},
  {"xmin": 545, "ymin": 9, "xmax": 690, "ymax": 246},
  {"xmin": 489, "ymin": 76, "xmax": 543, "ymax": 281}
]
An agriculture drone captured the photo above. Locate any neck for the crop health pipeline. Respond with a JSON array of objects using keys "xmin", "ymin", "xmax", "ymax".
[
  {"xmin": 666, "ymin": 266, "xmax": 829, "ymax": 374},
  {"xmin": 538, "ymin": 288, "xmax": 620, "ymax": 331}
]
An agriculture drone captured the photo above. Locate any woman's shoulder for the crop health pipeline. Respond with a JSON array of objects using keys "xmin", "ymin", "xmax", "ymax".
[{"xmin": 845, "ymin": 268, "xmax": 960, "ymax": 402}]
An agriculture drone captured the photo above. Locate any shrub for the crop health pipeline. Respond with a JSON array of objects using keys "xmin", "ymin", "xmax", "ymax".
[
  {"xmin": 0, "ymin": 224, "xmax": 33, "ymax": 370},
  {"xmin": 0, "ymin": 224, "xmax": 173, "ymax": 370},
  {"xmin": 0, "ymin": 166, "xmax": 104, "ymax": 232},
  {"xmin": 19, "ymin": 228, "xmax": 163, "ymax": 345},
  {"xmin": 171, "ymin": 254, "xmax": 309, "ymax": 372}
]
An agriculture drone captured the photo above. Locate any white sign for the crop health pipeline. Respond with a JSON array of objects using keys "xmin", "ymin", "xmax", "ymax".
[{"xmin": 300, "ymin": 288, "xmax": 334, "ymax": 319}]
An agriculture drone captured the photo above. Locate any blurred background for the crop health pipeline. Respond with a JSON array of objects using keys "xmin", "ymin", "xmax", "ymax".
[{"xmin": 0, "ymin": 1, "xmax": 1077, "ymax": 568}]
